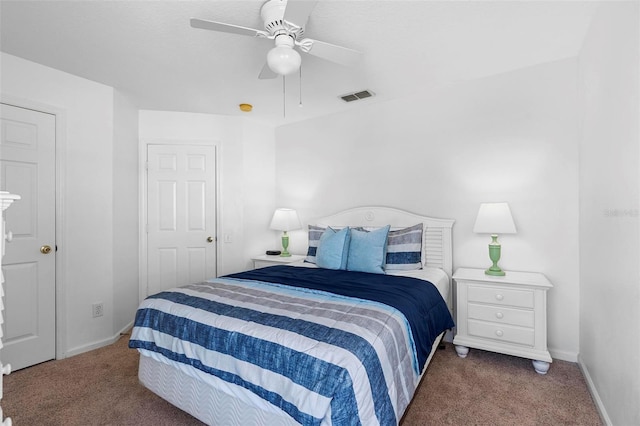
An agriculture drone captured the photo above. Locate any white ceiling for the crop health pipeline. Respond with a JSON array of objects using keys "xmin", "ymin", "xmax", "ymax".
[{"xmin": 0, "ymin": 0, "xmax": 597, "ymax": 127}]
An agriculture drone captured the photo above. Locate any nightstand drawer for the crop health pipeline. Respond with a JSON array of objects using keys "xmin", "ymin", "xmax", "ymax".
[
  {"xmin": 468, "ymin": 320, "xmax": 535, "ymax": 346},
  {"xmin": 467, "ymin": 285, "xmax": 534, "ymax": 308},
  {"xmin": 467, "ymin": 303, "xmax": 534, "ymax": 328}
]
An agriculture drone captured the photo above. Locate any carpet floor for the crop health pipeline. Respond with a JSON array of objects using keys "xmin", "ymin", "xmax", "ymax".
[{"xmin": 3, "ymin": 332, "xmax": 602, "ymax": 425}]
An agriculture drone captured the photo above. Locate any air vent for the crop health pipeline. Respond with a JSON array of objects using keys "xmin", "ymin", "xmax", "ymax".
[
  {"xmin": 340, "ymin": 90, "xmax": 375, "ymax": 103},
  {"xmin": 341, "ymin": 94, "xmax": 359, "ymax": 102}
]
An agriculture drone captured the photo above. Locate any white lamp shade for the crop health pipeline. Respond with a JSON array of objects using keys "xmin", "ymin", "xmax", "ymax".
[
  {"xmin": 270, "ymin": 208, "xmax": 301, "ymax": 232},
  {"xmin": 473, "ymin": 202, "xmax": 517, "ymax": 234}
]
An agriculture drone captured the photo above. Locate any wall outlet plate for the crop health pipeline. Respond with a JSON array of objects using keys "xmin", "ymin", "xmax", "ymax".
[{"xmin": 92, "ymin": 302, "xmax": 104, "ymax": 318}]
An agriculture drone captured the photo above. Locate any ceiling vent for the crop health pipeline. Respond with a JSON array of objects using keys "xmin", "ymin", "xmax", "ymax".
[{"xmin": 340, "ymin": 90, "xmax": 375, "ymax": 103}]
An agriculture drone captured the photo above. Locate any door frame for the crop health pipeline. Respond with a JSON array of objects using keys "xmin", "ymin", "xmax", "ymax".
[
  {"xmin": 0, "ymin": 94, "xmax": 69, "ymax": 360},
  {"xmin": 138, "ymin": 139, "xmax": 220, "ymax": 302}
]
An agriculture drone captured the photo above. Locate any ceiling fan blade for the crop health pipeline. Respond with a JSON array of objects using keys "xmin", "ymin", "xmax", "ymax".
[
  {"xmin": 258, "ymin": 62, "xmax": 278, "ymax": 80},
  {"xmin": 190, "ymin": 18, "xmax": 268, "ymax": 38},
  {"xmin": 283, "ymin": 0, "xmax": 318, "ymax": 28},
  {"xmin": 300, "ymin": 39, "xmax": 362, "ymax": 68}
]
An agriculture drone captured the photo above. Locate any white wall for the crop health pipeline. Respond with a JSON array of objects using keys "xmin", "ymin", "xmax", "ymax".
[
  {"xmin": 0, "ymin": 52, "xmax": 119, "ymax": 355},
  {"xmin": 112, "ymin": 90, "xmax": 140, "ymax": 334},
  {"xmin": 578, "ymin": 3, "xmax": 640, "ymax": 425},
  {"xmin": 241, "ymin": 120, "xmax": 278, "ymax": 257},
  {"xmin": 138, "ymin": 111, "xmax": 276, "ymax": 276},
  {"xmin": 276, "ymin": 58, "xmax": 581, "ymax": 360}
]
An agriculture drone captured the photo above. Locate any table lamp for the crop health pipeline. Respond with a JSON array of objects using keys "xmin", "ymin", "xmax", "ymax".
[
  {"xmin": 473, "ymin": 202, "xmax": 517, "ymax": 276},
  {"xmin": 269, "ymin": 208, "xmax": 301, "ymax": 257}
]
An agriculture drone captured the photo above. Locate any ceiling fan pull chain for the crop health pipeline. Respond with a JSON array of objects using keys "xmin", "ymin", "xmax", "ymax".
[
  {"xmin": 283, "ymin": 75, "xmax": 286, "ymax": 118},
  {"xmin": 299, "ymin": 66, "xmax": 303, "ymax": 108}
]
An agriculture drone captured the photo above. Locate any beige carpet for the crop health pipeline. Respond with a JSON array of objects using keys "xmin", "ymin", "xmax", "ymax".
[{"xmin": 3, "ymin": 333, "xmax": 602, "ymax": 425}]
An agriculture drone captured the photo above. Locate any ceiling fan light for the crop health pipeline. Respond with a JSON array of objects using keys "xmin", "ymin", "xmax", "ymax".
[{"xmin": 267, "ymin": 45, "xmax": 301, "ymax": 76}]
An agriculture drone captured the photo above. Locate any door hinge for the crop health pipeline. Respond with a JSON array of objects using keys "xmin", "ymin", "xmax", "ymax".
[
  {"xmin": 145, "ymin": 224, "xmax": 149, "ymax": 233},
  {"xmin": 145, "ymin": 161, "xmax": 149, "ymax": 170}
]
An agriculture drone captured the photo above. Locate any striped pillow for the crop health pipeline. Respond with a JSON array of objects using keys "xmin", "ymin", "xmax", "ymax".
[
  {"xmin": 384, "ymin": 223, "xmax": 423, "ymax": 270},
  {"xmin": 305, "ymin": 225, "xmax": 326, "ymax": 264}
]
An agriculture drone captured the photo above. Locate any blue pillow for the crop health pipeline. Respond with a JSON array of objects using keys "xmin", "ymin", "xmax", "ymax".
[
  {"xmin": 316, "ymin": 227, "xmax": 351, "ymax": 270},
  {"xmin": 347, "ymin": 225, "xmax": 390, "ymax": 274}
]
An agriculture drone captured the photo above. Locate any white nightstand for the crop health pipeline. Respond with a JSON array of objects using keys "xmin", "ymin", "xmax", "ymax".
[
  {"xmin": 251, "ymin": 254, "xmax": 305, "ymax": 269},
  {"xmin": 452, "ymin": 267, "xmax": 553, "ymax": 374}
]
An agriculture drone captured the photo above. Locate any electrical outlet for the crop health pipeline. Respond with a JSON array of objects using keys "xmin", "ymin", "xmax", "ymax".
[{"xmin": 92, "ymin": 302, "xmax": 104, "ymax": 318}]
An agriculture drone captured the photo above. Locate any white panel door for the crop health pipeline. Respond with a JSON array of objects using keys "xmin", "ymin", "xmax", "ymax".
[
  {"xmin": 0, "ymin": 103, "xmax": 56, "ymax": 371},
  {"xmin": 147, "ymin": 144, "xmax": 216, "ymax": 296}
]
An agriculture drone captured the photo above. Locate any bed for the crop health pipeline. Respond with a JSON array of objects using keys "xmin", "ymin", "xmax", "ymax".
[{"xmin": 130, "ymin": 206, "xmax": 455, "ymax": 425}]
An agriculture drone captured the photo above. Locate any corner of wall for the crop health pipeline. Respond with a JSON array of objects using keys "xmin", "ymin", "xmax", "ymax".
[{"xmin": 577, "ymin": 354, "xmax": 612, "ymax": 426}]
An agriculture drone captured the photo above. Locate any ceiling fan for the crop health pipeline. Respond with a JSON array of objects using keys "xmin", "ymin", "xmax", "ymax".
[{"xmin": 190, "ymin": 0, "xmax": 362, "ymax": 79}]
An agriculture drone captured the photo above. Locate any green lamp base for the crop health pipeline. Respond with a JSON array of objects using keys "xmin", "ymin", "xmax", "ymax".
[
  {"xmin": 485, "ymin": 235, "xmax": 506, "ymax": 276},
  {"xmin": 280, "ymin": 232, "xmax": 291, "ymax": 257},
  {"xmin": 485, "ymin": 266, "xmax": 506, "ymax": 276}
]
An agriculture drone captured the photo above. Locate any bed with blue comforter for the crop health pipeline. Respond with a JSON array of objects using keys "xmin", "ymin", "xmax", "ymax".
[{"xmin": 129, "ymin": 265, "xmax": 454, "ymax": 425}]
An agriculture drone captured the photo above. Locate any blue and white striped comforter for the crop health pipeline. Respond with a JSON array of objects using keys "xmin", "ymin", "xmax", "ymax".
[{"xmin": 129, "ymin": 266, "xmax": 454, "ymax": 425}]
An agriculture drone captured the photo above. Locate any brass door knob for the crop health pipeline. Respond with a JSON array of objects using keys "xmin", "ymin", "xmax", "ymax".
[
  {"xmin": 207, "ymin": 237, "xmax": 214, "ymax": 243},
  {"xmin": 40, "ymin": 245, "xmax": 52, "ymax": 254}
]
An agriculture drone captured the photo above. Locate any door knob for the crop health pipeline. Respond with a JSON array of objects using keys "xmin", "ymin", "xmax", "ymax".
[
  {"xmin": 207, "ymin": 236, "xmax": 214, "ymax": 243},
  {"xmin": 40, "ymin": 245, "xmax": 52, "ymax": 254}
]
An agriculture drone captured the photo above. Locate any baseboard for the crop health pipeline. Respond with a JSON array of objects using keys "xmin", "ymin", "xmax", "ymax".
[
  {"xmin": 577, "ymin": 354, "xmax": 612, "ymax": 426},
  {"xmin": 64, "ymin": 320, "xmax": 134, "ymax": 358},
  {"xmin": 117, "ymin": 320, "xmax": 134, "ymax": 336},
  {"xmin": 548, "ymin": 347, "xmax": 578, "ymax": 362}
]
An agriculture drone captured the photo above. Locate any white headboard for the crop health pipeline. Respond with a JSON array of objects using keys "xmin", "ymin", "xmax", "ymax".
[{"xmin": 312, "ymin": 206, "xmax": 455, "ymax": 281}]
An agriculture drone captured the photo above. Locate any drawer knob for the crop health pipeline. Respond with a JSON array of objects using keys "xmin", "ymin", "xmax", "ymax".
[
  {"xmin": 495, "ymin": 294, "xmax": 504, "ymax": 301},
  {"xmin": 495, "ymin": 312, "xmax": 504, "ymax": 319},
  {"xmin": 495, "ymin": 330, "xmax": 504, "ymax": 337}
]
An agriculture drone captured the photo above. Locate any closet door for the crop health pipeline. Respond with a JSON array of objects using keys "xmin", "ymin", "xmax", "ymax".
[
  {"xmin": 0, "ymin": 103, "xmax": 56, "ymax": 371},
  {"xmin": 146, "ymin": 144, "xmax": 217, "ymax": 296}
]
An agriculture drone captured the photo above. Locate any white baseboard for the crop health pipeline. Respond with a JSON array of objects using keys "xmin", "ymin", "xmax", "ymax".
[
  {"xmin": 548, "ymin": 347, "xmax": 578, "ymax": 362},
  {"xmin": 577, "ymin": 354, "xmax": 612, "ymax": 426},
  {"xmin": 63, "ymin": 320, "xmax": 134, "ymax": 358}
]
